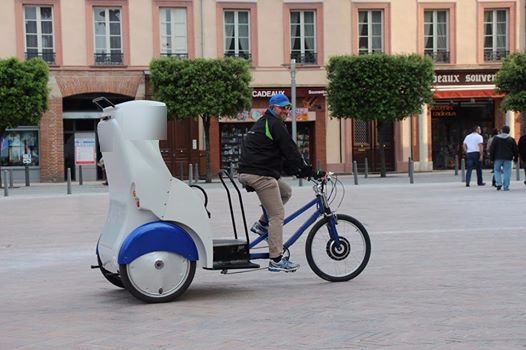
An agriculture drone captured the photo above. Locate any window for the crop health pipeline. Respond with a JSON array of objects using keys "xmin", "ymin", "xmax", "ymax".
[
  {"xmin": 358, "ymin": 10, "xmax": 383, "ymax": 55},
  {"xmin": 23, "ymin": 6, "xmax": 55, "ymax": 64},
  {"xmin": 424, "ymin": 10, "xmax": 449, "ymax": 63},
  {"xmin": 290, "ymin": 10, "xmax": 316, "ymax": 64},
  {"xmin": 93, "ymin": 7, "xmax": 123, "ymax": 65},
  {"xmin": 160, "ymin": 8, "xmax": 187, "ymax": 58},
  {"xmin": 224, "ymin": 10, "xmax": 250, "ymax": 59},
  {"xmin": 0, "ymin": 129, "xmax": 39, "ymax": 166},
  {"xmin": 484, "ymin": 9, "xmax": 508, "ymax": 62}
]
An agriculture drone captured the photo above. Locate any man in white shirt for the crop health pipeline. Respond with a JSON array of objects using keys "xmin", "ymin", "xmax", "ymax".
[{"xmin": 463, "ymin": 125, "xmax": 485, "ymax": 187}]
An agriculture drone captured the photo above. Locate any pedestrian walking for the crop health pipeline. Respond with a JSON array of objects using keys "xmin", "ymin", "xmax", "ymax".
[
  {"xmin": 489, "ymin": 125, "xmax": 519, "ymax": 191},
  {"xmin": 486, "ymin": 128, "xmax": 499, "ymax": 187},
  {"xmin": 463, "ymin": 125, "xmax": 485, "ymax": 187},
  {"xmin": 518, "ymin": 132, "xmax": 526, "ymax": 185}
]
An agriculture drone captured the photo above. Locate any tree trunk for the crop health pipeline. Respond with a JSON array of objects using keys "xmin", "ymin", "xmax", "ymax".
[
  {"xmin": 377, "ymin": 122, "xmax": 387, "ymax": 177},
  {"xmin": 202, "ymin": 115, "xmax": 212, "ymax": 183}
]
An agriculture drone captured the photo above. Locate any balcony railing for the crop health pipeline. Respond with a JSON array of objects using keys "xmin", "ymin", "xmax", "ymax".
[
  {"xmin": 94, "ymin": 52, "xmax": 124, "ymax": 65},
  {"xmin": 290, "ymin": 51, "xmax": 317, "ymax": 64},
  {"xmin": 224, "ymin": 51, "xmax": 252, "ymax": 60},
  {"xmin": 25, "ymin": 51, "xmax": 56, "ymax": 65},
  {"xmin": 358, "ymin": 49, "xmax": 384, "ymax": 56},
  {"xmin": 160, "ymin": 52, "xmax": 188, "ymax": 58},
  {"xmin": 425, "ymin": 50, "xmax": 450, "ymax": 64},
  {"xmin": 484, "ymin": 49, "xmax": 509, "ymax": 62}
]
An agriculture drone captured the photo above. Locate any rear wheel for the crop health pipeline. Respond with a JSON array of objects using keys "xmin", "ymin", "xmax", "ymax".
[
  {"xmin": 306, "ymin": 214, "xmax": 371, "ymax": 282},
  {"xmin": 120, "ymin": 251, "xmax": 196, "ymax": 303}
]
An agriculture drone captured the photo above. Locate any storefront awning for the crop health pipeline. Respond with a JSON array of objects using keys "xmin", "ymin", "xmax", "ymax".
[{"xmin": 433, "ymin": 89, "xmax": 504, "ymax": 99}]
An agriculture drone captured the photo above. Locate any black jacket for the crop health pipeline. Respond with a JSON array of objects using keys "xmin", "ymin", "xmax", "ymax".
[
  {"xmin": 518, "ymin": 135, "xmax": 526, "ymax": 162},
  {"xmin": 238, "ymin": 109, "xmax": 308, "ymax": 179},
  {"xmin": 490, "ymin": 133, "xmax": 519, "ymax": 161}
]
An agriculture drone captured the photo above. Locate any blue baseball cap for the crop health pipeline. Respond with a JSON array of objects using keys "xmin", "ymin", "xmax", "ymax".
[{"xmin": 269, "ymin": 93, "xmax": 291, "ymax": 107}]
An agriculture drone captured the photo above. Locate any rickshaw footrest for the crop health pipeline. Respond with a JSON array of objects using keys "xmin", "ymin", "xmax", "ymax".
[{"xmin": 204, "ymin": 261, "xmax": 260, "ymax": 270}]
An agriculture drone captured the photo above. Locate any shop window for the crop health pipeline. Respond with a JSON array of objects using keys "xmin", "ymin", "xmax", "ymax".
[
  {"xmin": 0, "ymin": 129, "xmax": 39, "ymax": 166},
  {"xmin": 484, "ymin": 9, "xmax": 509, "ymax": 62},
  {"xmin": 290, "ymin": 10, "xmax": 317, "ymax": 64},
  {"xmin": 224, "ymin": 10, "xmax": 251, "ymax": 59},
  {"xmin": 424, "ymin": 10, "xmax": 449, "ymax": 63},
  {"xmin": 23, "ymin": 5, "xmax": 55, "ymax": 64},
  {"xmin": 160, "ymin": 8, "xmax": 188, "ymax": 58},
  {"xmin": 358, "ymin": 10, "xmax": 383, "ymax": 55},
  {"xmin": 93, "ymin": 7, "xmax": 123, "ymax": 65}
]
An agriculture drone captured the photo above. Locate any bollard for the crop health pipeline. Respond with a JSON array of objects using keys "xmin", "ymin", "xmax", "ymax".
[
  {"xmin": 409, "ymin": 159, "xmax": 414, "ymax": 184},
  {"xmin": 3, "ymin": 170, "xmax": 8, "ymax": 197},
  {"xmin": 364, "ymin": 158, "xmax": 369, "ymax": 178},
  {"xmin": 353, "ymin": 161, "xmax": 359, "ymax": 185},
  {"xmin": 299, "ymin": 177, "xmax": 303, "ymax": 187},
  {"xmin": 78, "ymin": 165, "xmax": 83, "ymax": 185},
  {"xmin": 25, "ymin": 165, "xmax": 30, "ymax": 186},
  {"xmin": 180, "ymin": 162, "xmax": 184, "ymax": 180},
  {"xmin": 9, "ymin": 169, "xmax": 14, "ymax": 188},
  {"xmin": 454, "ymin": 155, "xmax": 459, "ymax": 176},
  {"xmin": 67, "ymin": 168, "xmax": 72, "ymax": 195},
  {"xmin": 316, "ymin": 159, "xmax": 321, "ymax": 172},
  {"xmin": 516, "ymin": 161, "xmax": 520, "ymax": 181},
  {"xmin": 188, "ymin": 163, "xmax": 193, "ymax": 186},
  {"xmin": 461, "ymin": 158, "xmax": 466, "ymax": 183},
  {"xmin": 194, "ymin": 163, "xmax": 199, "ymax": 183}
]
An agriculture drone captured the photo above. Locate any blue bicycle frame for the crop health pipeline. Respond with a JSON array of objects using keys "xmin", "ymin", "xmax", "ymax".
[{"xmin": 248, "ymin": 193, "xmax": 340, "ymax": 260}]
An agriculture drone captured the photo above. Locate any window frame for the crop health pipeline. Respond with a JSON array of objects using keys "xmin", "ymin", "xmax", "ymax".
[
  {"xmin": 290, "ymin": 10, "xmax": 317, "ymax": 63},
  {"xmin": 0, "ymin": 127, "xmax": 41, "ymax": 167},
  {"xmin": 483, "ymin": 9, "xmax": 509, "ymax": 62},
  {"xmin": 352, "ymin": 3, "xmax": 390, "ymax": 55},
  {"xmin": 477, "ymin": 2, "xmax": 516, "ymax": 64},
  {"xmin": 283, "ymin": 2, "xmax": 323, "ymax": 67},
  {"xmin": 418, "ymin": 3, "xmax": 456, "ymax": 65},
  {"xmin": 160, "ymin": 7, "xmax": 188, "ymax": 57},
  {"xmin": 153, "ymin": 0, "xmax": 194, "ymax": 59},
  {"xmin": 15, "ymin": 0, "xmax": 63, "ymax": 66},
  {"xmin": 223, "ymin": 10, "xmax": 251, "ymax": 59},
  {"xmin": 85, "ymin": 0, "xmax": 129, "ymax": 66},
  {"xmin": 216, "ymin": 2, "xmax": 257, "ymax": 65},
  {"xmin": 358, "ymin": 9, "xmax": 384, "ymax": 55}
]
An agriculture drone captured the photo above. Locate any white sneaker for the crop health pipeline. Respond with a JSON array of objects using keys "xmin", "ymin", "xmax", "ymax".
[{"xmin": 268, "ymin": 257, "xmax": 299, "ymax": 272}]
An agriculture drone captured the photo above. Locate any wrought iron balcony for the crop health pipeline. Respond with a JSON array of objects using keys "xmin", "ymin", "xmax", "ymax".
[
  {"xmin": 358, "ymin": 49, "xmax": 384, "ymax": 56},
  {"xmin": 25, "ymin": 51, "xmax": 56, "ymax": 65},
  {"xmin": 425, "ymin": 50, "xmax": 450, "ymax": 63},
  {"xmin": 484, "ymin": 49, "xmax": 509, "ymax": 62},
  {"xmin": 224, "ymin": 51, "xmax": 252, "ymax": 60},
  {"xmin": 290, "ymin": 51, "xmax": 317, "ymax": 64},
  {"xmin": 94, "ymin": 52, "xmax": 124, "ymax": 65},
  {"xmin": 160, "ymin": 52, "xmax": 188, "ymax": 58}
]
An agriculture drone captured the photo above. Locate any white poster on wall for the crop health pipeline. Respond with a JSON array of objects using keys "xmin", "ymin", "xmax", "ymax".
[{"xmin": 75, "ymin": 133, "xmax": 96, "ymax": 165}]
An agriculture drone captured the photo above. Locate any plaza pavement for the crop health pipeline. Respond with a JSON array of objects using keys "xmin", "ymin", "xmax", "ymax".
[{"xmin": 0, "ymin": 170, "xmax": 525, "ymax": 349}]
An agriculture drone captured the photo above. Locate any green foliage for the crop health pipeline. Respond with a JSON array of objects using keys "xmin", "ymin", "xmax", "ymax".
[
  {"xmin": 327, "ymin": 54, "xmax": 434, "ymax": 122},
  {"xmin": 150, "ymin": 57, "xmax": 252, "ymax": 119},
  {"xmin": 495, "ymin": 52, "xmax": 526, "ymax": 112},
  {"xmin": 0, "ymin": 57, "xmax": 49, "ymax": 132}
]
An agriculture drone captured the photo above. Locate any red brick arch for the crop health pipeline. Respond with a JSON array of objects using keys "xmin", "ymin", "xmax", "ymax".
[{"xmin": 55, "ymin": 71, "xmax": 144, "ymax": 99}]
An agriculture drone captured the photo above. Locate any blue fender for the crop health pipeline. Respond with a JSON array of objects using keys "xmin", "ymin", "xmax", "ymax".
[{"xmin": 118, "ymin": 221, "xmax": 199, "ymax": 264}]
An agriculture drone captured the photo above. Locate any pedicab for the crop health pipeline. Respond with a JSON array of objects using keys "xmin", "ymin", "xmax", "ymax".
[{"xmin": 92, "ymin": 98, "xmax": 371, "ymax": 303}]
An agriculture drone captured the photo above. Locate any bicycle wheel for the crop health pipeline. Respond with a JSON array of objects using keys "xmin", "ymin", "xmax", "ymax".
[{"xmin": 305, "ymin": 214, "xmax": 371, "ymax": 282}]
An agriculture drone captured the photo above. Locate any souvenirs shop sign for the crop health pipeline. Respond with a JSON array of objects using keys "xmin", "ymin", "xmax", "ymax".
[{"xmin": 433, "ymin": 69, "xmax": 499, "ymax": 86}]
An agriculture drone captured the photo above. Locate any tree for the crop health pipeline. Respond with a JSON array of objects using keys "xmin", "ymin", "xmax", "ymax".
[
  {"xmin": 495, "ymin": 52, "xmax": 526, "ymax": 133},
  {"xmin": 150, "ymin": 57, "xmax": 252, "ymax": 182},
  {"xmin": 0, "ymin": 57, "xmax": 49, "ymax": 185},
  {"xmin": 327, "ymin": 54, "xmax": 434, "ymax": 176}
]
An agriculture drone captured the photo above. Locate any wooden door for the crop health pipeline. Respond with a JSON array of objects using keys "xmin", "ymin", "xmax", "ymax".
[
  {"xmin": 160, "ymin": 119, "xmax": 199, "ymax": 179},
  {"xmin": 352, "ymin": 120, "xmax": 394, "ymax": 172}
]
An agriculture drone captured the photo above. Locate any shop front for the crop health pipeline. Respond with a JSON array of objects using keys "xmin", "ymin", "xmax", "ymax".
[
  {"xmin": 217, "ymin": 87, "xmax": 327, "ymax": 175},
  {"xmin": 431, "ymin": 69, "xmax": 505, "ymax": 169}
]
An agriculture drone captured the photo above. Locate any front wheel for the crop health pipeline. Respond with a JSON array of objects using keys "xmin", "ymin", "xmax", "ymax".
[
  {"xmin": 120, "ymin": 251, "xmax": 196, "ymax": 303},
  {"xmin": 306, "ymin": 214, "xmax": 371, "ymax": 282}
]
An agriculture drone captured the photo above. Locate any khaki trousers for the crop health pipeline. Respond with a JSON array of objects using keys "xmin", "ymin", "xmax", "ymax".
[{"xmin": 238, "ymin": 174, "xmax": 292, "ymax": 258}]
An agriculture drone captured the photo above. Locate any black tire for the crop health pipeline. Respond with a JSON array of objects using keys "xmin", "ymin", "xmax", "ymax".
[
  {"xmin": 119, "ymin": 251, "xmax": 196, "ymax": 303},
  {"xmin": 97, "ymin": 254, "xmax": 125, "ymax": 288},
  {"xmin": 305, "ymin": 214, "xmax": 371, "ymax": 282}
]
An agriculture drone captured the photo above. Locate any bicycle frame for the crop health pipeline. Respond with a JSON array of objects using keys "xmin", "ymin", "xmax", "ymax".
[{"xmin": 249, "ymin": 190, "xmax": 340, "ymax": 260}]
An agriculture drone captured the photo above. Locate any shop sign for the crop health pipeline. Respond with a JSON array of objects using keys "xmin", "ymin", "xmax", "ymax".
[
  {"xmin": 252, "ymin": 88, "xmax": 327, "ymax": 98},
  {"xmin": 252, "ymin": 90, "xmax": 286, "ymax": 98},
  {"xmin": 433, "ymin": 69, "xmax": 498, "ymax": 86},
  {"xmin": 22, "ymin": 153, "xmax": 32, "ymax": 165},
  {"xmin": 431, "ymin": 105, "xmax": 457, "ymax": 118},
  {"xmin": 220, "ymin": 108, "xmax": 315, "ymax": 123},
  {"xmin": 74, "ymin": 133, "xmax": 96, "ymax": 165}
]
